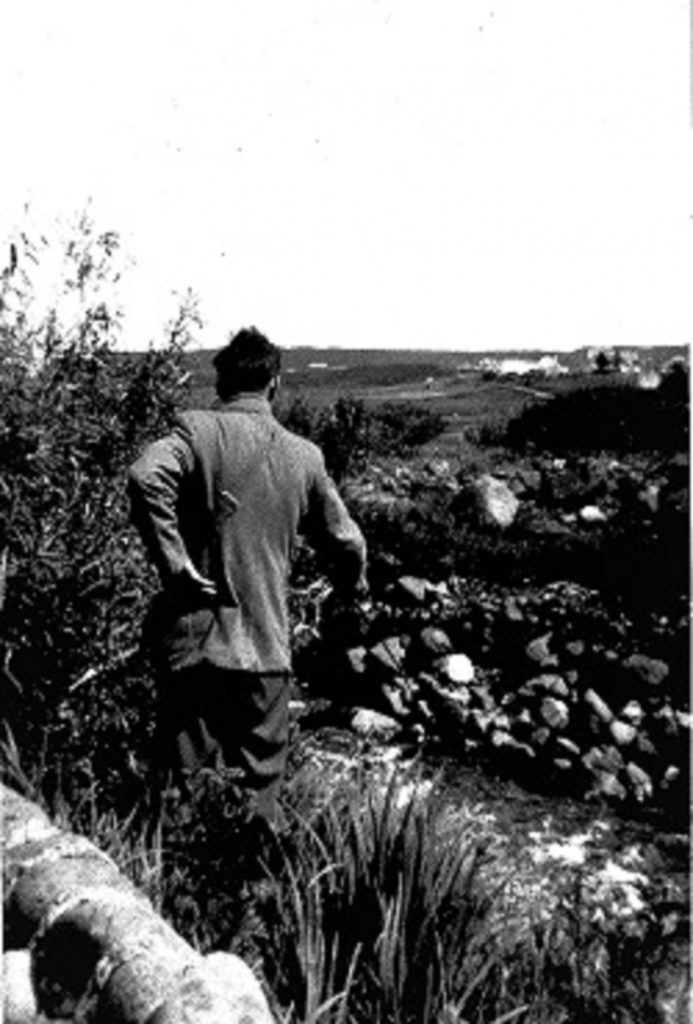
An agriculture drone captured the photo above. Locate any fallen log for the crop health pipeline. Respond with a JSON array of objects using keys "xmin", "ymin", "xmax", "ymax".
[{"xmin": 2, "ymin": 783, "xmax": 274, "ymax": 1023}]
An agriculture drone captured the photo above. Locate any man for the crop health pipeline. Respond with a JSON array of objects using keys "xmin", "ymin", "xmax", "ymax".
[{"xmin": 128, "ymin": 327, "xmax": 367, "ymax": 824}]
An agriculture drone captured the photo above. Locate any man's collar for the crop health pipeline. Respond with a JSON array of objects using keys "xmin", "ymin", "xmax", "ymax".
[{"xmin": 215, "ymin": 393, "xmax": 274, "ymax": 415}]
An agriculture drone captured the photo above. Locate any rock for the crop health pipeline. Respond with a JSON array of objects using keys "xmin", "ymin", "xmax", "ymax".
[
  {"xmin": 589, "ymin": 771, "xmax": 627, "ymax": 801},
  {"xmin": 468, "ymin": 709, "xmax": 494, "ymax": 736},
  {"xmin": 578, "ymin": 505, "xmax": 608, "ymax": 524},
  {"xmin": 511, "ymin": 707, "xmax": 535, "ymax": 740},
  {"xmin": 520, "ymin": 674, "xmax": 569, "ymax": 699},
  {"xmin": 583, "ymin": 745, "xmax": 624, "ymax": 775},
  {"xmin": 634, "ymin": 731, "xmax": 658, "ymax": 762},
  {"xmin": 491, "ymin": 730, "xmax": 535, "ymax": 758},
  {"xmin": 417, "ymin": 626, "xmax": 453, "ymax": 657},
  {"xmin": 619, "ymin": 700, "xmax": 645, "ymax": 727},
  {"xmin": 350, "ymin": 708, "xmax": 401, "ymax": 741},
  {"xmin": 623, "ymin": 653, "xmax": 669, "ymax": 688},
  {"xmin": 2, "ymin": 785, "xmax": 276, "ymax": 1024},
  {"xmin": 555, "ymin": 736, "xmax": 581, "ymax": 758},
  {"xmin": 503, "ymin": 596, "xmax": 524, "ymax": 622},
  {"xmin": 661, "ymin": 765, "xmax": 681, "ymax": 788},
  {"xmin": 525, "ymin": 634, "xmax": 558, "ymax": 668},
  {"xmin": 553, "ymin": 758, "xmax": 573, "ymax": 772},
  {"xmin": 416, "ymin": 674, "xmax": 470, "ymax": 736},
  {"xmin": 531, "ymin": 727, "xmax": 551, "ymax": 747},
  {"xmin": 637, "ymin": 484, "xmax": 660, "ymax": 513},
  {"xmin": 472, "ymin": 474, "xmax": 520, "ymax": 528},
  {"xmin": 583, "ymin": 689, "xmax": 614, "ymax": 725},
  {"xmin": 652, "ymin": 705, "xmax": 680, "ymax": 740},
  {"xmin": 344, "ymin": 647, "xmax": 368, "ymax": 675},
  {"xmin": 540, "ymin": 697, "xmax": 570, "ymax": 730},
  {"xmin": 3, "ymin": 950, "xmax": 38, "ymax": 1024},
  {"xmin": 515, "ymin": 468, "xmax": 542, "ymax": 494},
  {"xmin": 396, "ymin": 576, "xmax": 431, "ymax": 604},
  {"xmin": 625, "ymin": 762, "xmax": 654, "ymax": 801},
  {"xmin": 437, "ymin": 653, "xmax": 475, "ymax": 685},
  {"xmin": 609, "ymin": 720, "xmax": 638, "ymax": 746},
  {"xmin": 468, "ymin": 681, "xmax": 496, "ymax": 713},
  {"xmin": 565, "ymin": 639, "xmax": 586, "ymax": 658},
  {"xmin": 368, "ymin": 637, "xmax": 407, "ymax": 675},
  {"xmin": 380, "ymin": 682, "xmax": 411, "ymax": 720}
]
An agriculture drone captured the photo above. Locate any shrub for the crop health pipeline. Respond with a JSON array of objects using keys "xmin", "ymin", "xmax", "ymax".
[
  {"xmin": 0, "ymin": 213, "xmax": 197, "ymax": 810},
  {"xmin": 279, "ymin": 394, "xmax": 446, "ymax": 482},
  {"xmin": 492, "ymin": 380, "xmax": 688, "ymax": 455}
]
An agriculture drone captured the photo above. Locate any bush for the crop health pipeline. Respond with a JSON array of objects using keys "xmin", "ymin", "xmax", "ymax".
[
  {"xmin": 490, "ymin": 380, "xmax": 688, "ymax": 455},
  {"xmin": 0, "ymin": 213, "xmax": 198, "ymax": 810},
  {"xmin": 279, "ymin": 394, "xmax": 445, "ymax": 482}
]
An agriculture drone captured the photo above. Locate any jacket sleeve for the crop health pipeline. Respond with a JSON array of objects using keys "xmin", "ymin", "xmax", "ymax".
[
  {"xmin": 302, "ymin": 453, "xmax": 367, "ymax": 591},
  {"xmin": 127, "ymin": 416, "xmax": 196, "ymax": 583}
]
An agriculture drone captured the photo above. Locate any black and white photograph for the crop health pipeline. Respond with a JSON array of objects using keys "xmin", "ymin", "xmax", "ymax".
[{"xmin": 1, "ymin": 3, "xmax": 690, "ymax": 1022}]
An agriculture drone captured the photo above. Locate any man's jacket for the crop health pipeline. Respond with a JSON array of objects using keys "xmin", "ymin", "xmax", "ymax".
[{"xmin": 128, "ymin": 395, "xmax": 367, "ymax": 673}]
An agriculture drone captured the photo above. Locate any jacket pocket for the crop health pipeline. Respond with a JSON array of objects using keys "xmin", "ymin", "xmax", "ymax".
[{"xmin": 166, "ymin": 606, "xmax": 217, "ymax": 659}]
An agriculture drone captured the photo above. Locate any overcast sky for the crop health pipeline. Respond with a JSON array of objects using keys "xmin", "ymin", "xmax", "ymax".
[{"xmin": 1, "ymin": 1, "xmax": 690, "ymax": 351}]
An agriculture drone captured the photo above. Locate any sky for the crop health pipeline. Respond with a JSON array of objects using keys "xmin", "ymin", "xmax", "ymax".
[{"xmin": 1, "ymin": 0, "xmax": 691, "ymax": 352}]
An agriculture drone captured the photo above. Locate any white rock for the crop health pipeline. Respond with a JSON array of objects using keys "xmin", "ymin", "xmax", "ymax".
[
  {"xmin": 578, "ymin": 505, "xmax": 608, "ymax": 524},
  {"xmin": 350, "ymin": 708, "xmax": 401, "ymax": 741},
  {"xmin": 3, "ymin": 951, "xmax": 38, "ymax": 1024},
  {"xmin": 472, "ymin": 475, "xmax": 519, "ymax": 528},
  {"xmin": 199, "ymin": 952, "xmax": 275, "ymax": 1023},
  {"xmin": 441, "ymin": 653, "xmax": 475, "ymax": 684}
]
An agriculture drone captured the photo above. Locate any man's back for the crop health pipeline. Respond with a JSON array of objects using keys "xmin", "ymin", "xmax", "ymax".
[{"xmin": 129, "ymin": 395, "xmax": 365, "ymax": 673}]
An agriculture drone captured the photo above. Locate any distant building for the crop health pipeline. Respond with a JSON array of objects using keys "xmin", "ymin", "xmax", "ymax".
[{"xmin": 479, "ymin": 355, "xmax": 569, "ymax": 378}]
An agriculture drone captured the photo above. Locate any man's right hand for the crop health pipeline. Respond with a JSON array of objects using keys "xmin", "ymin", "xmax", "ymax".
[{"xmin": 174, "ymin": 559, "xmax": 218, "ymax": 600}]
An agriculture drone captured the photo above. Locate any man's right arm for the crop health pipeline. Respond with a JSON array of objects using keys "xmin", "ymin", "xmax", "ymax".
[
  {"xmin": 302, "ymin": 453, "xmax": 367, "ymax": 594},
  {"xmin": 127, "ymin": 422, "xmax": 196, "ymax": 584}
]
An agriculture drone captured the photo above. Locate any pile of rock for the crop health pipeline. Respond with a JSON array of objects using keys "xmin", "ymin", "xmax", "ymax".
[{"xmin": 304, "ymin": 575, "xmax": 689, "ymax": 817}]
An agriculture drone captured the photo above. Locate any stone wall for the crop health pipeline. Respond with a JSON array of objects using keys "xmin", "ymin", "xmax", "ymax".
[{"xmin": 2, "ymin": 784, "xmax": 274, "ymax": 1024}]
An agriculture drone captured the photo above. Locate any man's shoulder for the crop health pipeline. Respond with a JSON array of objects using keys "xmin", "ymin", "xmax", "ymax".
[{"xmin": 274, "ymin": 421, "xmax": 324, "ymax": 464}]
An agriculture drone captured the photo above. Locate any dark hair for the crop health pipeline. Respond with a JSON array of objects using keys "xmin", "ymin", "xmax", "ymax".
[{"xmin": 213, "ymin": 327, "xmax": 281, "ymax": 399}]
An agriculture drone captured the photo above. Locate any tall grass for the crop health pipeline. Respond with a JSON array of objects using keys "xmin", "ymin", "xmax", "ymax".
[{"xmin": 262, "ymin": 767, "xmax": 497, "ymax": 1023}]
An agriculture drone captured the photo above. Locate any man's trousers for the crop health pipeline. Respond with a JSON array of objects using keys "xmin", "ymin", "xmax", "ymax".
[{"xmin": 156, "ymin": 664, "xmax": 292, "ymax": 825}]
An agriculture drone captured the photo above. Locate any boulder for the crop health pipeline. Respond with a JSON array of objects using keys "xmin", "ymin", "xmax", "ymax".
[
  {"xmin": 625, "ymin": 762, "xmax": 654, "ymax": 801},
  {"xmin": 396, "ymin": 576, "xmax": 431, "ymax": 604},
  {"xmin": 344, "ymin": 647, "xmax": 368, "ymax": 675},
  {"xmin": 525, "ymin": 634, "xmax": 558, "ymax": 668},
  {"xmin": 437, "ymin": 653, "xmax": 475, "ymax": 685},
  {"xmin": 503, "ymin": 596, "xmax": 525, "ymax": 622},
  {"xmin": 350, "ymin": 708, "xmax": 401, "ymax": 741},
  {"xmin": 520, "ymin": 674, "xmax": 569, "ymax": 699},
  {"xmin": 588, "ymin": 771, "xmax": 627, "ymax": 802},
  {"xmin": 368, "ymin": 637, "xmax": 407, "ymax": 675},
  {"xmin": 609, "ymin": 720, "xmax": 638, "ymax": 746},
  {"xmin": 583, "ymin": 689, "xmax": 614, "ymax": 725},
  {"xmin": 418, "ymin": 626, "xmax": 453, "ymax": 657},
  {"xmin": 2, "ymin": 785, "xmax": 275, "ymax": 1024},
  {"xmin": 540, "ymin": 697, "xmax": 570, "ymax": 731},
  {"xmin": 578, "ymin": 505, "xmax": 608, "ymax": 524},
  {"xmin": 623, "ymin": 654, "xmax": 669, "ymax": 688},
  {"xmin": 619, "ymin": 700, "xmax": 645, "ymax": 727},
  {"xmin": 472, "ymin": 475, "xmax": 520, "ymax": 528}
]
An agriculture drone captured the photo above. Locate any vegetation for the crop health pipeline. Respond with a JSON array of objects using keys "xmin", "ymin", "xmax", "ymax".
[
  {"xmin": 476, "ymin": 375, "xmax": 688, "ymax": 454},
  {"xmin": 278, "ymin": 393, "xmax": 446, "ymax": 481}
]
